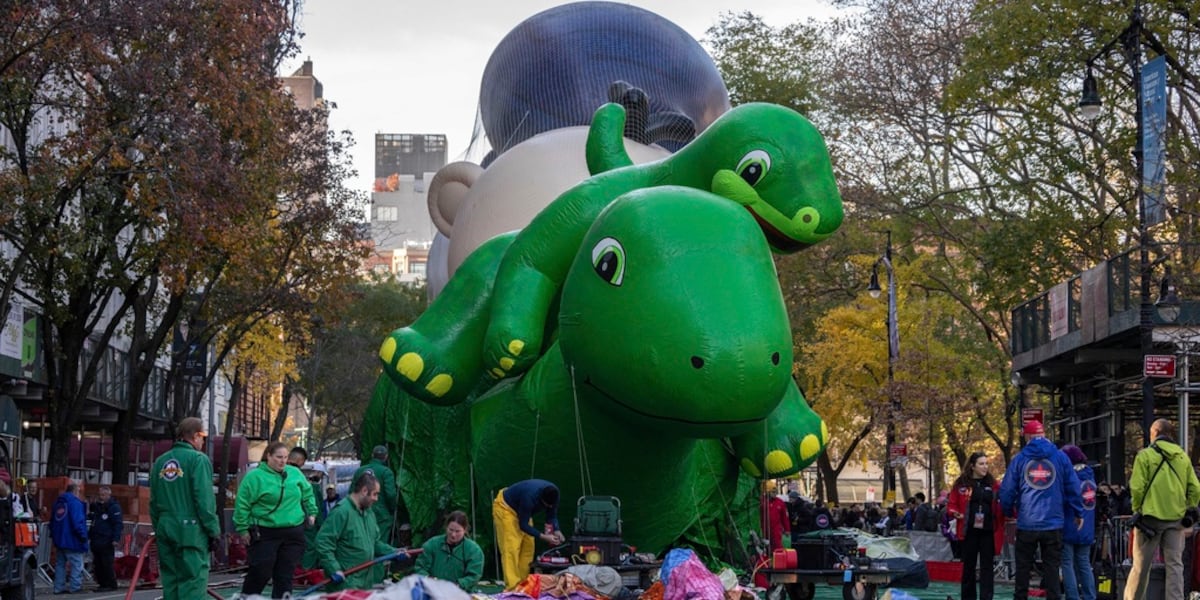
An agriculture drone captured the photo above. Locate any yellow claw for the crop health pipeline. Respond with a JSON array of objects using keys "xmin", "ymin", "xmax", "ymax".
[
  {"xmin": 820, "ymin": 421, "xmax": 829, "ymax": 445},
  {"xmin": 740, "ymin": 458, "xmax": 762, "ymax": 478},
  {"xmin": 490, "ymin": 368, "xmax": 506, "ymax": 378},
  {"xmin": 800, "ymin": 434, "xmax": 821, "ymax": 461},
  {"xmin": 764, "ymin": 450, "xmax": 794, "ymax": 475},
  {"xmin": 499, "ymin": 357, "xmax": 515, "ymax": 370},
  {"xmin": 397, "ymin": 353, "xmax": 424, "ymax": 382},
  {"xmin": 425, "ymin": 374, "xmax": 453, "ymax": 397},
  {"xmin": 380, "ymin": 337, "xmax": 397, "ymax": 365},
  {"xmin": 507, "ymin": 340, "xmax": 525, "ymax": 356}
]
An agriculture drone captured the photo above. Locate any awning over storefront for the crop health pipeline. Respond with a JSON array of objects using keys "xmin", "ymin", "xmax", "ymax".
[{"xmin": 66, "ymin": 435, "xmax": 248, "ymax": 474}]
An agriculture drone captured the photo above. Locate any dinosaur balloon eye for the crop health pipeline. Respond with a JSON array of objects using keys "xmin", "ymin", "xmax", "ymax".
[
  {"xmin": 735, "ymin": 150, "xmax": 772, "ymax": 187},
  {"xmin": 591, "ymin": 237, "xmax": 625, "ymax": 286}
]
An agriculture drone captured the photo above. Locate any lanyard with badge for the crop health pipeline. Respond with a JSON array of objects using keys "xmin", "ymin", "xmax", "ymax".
[{"xmin": 972, "ymin": 481, "xmax": 987, "ymax": 529}]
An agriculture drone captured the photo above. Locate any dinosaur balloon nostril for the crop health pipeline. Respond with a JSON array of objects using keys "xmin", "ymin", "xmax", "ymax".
[
  {"xmin": 690, "ymin": 356, "xmax": 704, "ymax": 369},
  {"xmin": 772, "ymin": 352, "xmax": 780, "ymax": 365}
]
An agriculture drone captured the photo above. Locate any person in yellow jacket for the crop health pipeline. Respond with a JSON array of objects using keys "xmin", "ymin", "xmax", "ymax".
[
  {"xmin": 149, "ymin": 417, "xmax": 221, "ymax": 600},
  {"xmin": 493, "ymin": 479, "xmax": 564, "ymax": 589},
  {"xmin": 234, "ymin": 441, "xmax": 318, "ymax": 598},
  {"xmin": 1125, "ymin": 418, "xmax": 1200, "ymax": 600}
]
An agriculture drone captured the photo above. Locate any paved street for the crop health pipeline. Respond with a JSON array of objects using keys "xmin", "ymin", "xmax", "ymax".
[{"xmin": 33, "ymin": 573, "xmax": 245, "ymax": 599}]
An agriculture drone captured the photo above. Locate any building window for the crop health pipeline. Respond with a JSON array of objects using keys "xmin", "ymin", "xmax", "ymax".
[
  {"xmin": 410, "ymin": 261, "xmax": 427, "ymax": 276},
  {"xmin": 376, "ymin": 206, "xmax": 398, "ymax": 221}
]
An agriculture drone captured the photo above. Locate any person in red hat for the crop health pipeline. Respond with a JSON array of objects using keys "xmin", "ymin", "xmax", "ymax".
[{"xmin": 998, "ymin": 419, "xmax": 1084, "ymax": 600}]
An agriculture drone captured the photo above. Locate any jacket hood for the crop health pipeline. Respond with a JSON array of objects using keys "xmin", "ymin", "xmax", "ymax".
[
  {"xmin": 1076, "ymin": 463, "xmax": 1095, "ymax": 481},
  {"xmin": 1023, "ymin": 436, "xmax": 1058, "ymax": 459},
  {"xmin": 1153, "ymin": 439, "xmax": 1186, "ymax": 459}
]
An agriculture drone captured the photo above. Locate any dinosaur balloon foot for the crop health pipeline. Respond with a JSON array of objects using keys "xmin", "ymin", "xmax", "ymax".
[
  {"xmin": 379, "ymin": 328, "xmax": 469, "ymax": 406},
  {"xmin": 483, "ymin": 337, "xmax": 533, "ymax": 380},
  {"xmin": 731, "ymin": 387, "xmax": 828, "ymax": 478}
]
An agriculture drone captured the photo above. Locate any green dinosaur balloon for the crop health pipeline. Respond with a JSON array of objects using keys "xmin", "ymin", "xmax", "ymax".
[
  {"xmin": 381, "ymin": 102, "xmax": 843, "ymax": 401},
  {"xmin": 365, "ymin": 187, "xmax": 829, "ymax": 555}
]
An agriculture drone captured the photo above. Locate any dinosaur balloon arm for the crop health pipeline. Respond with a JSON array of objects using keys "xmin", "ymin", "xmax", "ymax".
[
  {"xmin": 377, "ymin": 233, "xmax": 516, "ymax": 405},
  {"xmin": 729, "ymin": 382, "xmax": 827, "ymax": 479},
  {"xmin": 483, "ymin": 266, "xmax": 561, "ymax": 377},
  {"xmin": 482, "ymin": 176, "xmax": 648, "ymax": 378}
]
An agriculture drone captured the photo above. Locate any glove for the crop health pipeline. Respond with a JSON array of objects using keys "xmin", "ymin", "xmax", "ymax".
[{"xmin": 331, "ymin": 571, "xmax": 345, "ymax": 584}]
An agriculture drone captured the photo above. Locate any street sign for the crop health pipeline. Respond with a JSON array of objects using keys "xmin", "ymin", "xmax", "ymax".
[
  {"xmin": 889, "ymin": 444, "xmax": 907, "ymax": 459},
  {"xmin": 1021, "ymin": 408, "xmax": 1043, "ymax": 427},
  {"xmin": 866, "ymin": 487, "xmax": 875, "ymax": 502},
  {"xmin": 1144, "ymin": 354, "xmax": 1176, "ymax": 378}
]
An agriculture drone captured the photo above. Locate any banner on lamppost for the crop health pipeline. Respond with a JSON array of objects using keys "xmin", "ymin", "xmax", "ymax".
[
  {"xmin": 173, "ymin": 320, "xmax": 207, "ymax": 381},
  {"xmin": 1142, "ymin": 55, "xmax": 1167, "ymax": 227}
]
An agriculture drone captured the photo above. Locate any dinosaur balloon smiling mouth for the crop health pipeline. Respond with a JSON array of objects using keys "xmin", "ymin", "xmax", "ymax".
[{"xmin": 581, "ymin": 375, "xmax": 766, "ymax": 427}]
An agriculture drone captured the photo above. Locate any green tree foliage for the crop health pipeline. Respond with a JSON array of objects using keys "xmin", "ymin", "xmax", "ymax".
[
  {"xmin": 704, "ymin": 11, "xmax": 825, "ymax": 114},
  {"xmin": 295, "ymin": 276, "xmax": 427, "ymax": 459}
]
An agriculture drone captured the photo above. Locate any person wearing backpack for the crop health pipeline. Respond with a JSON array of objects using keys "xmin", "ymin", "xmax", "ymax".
[{"xmin": 1124, "ymin": 419, "xmax": 1200, "ymax": 600}]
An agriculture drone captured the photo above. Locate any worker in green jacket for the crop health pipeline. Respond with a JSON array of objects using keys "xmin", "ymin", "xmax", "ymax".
[
  {"xmin": 149, "ymin": 417, "xmax": 221, "ymax": 600},
  {"xmin": 353, "ymin": 445, "xmax": 397, "ymax": 544},
  {"xmin": 315, "ymin": 470, "xmax": 397, "ymax": 590},
  {"xmin": 414, "ymin": 510, "xmax": 485, "ymax": 591},
  {"xmin": 288, "ymin": 446, "xmax": 326, "ymax": 569},
  {"xmin": 234, "ymin": 442, "xmax": 318, "ymax": 598}
]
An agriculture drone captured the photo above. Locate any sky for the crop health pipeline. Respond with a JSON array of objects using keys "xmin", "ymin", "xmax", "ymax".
[{"xmin": 279, "ymin": 0, "xmax": 841, "ymax": 193}]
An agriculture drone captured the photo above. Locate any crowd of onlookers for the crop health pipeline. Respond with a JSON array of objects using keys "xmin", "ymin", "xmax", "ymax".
[{"xmin": 784, "ymin": 482, "xmax": 1136, "ymax": 542}]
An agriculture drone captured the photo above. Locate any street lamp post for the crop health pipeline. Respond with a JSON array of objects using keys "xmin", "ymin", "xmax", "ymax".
[
  {"xmin": 1078, "ymin": 1, "xmax": 1166, "ymax": 445},
  {"xmin": 868, "ymin": 231, "xmax": 900, "ymax": 500}
]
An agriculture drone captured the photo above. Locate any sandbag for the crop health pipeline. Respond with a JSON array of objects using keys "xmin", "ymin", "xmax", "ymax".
[{"xmin": 565, "ymin": 564, "xmax": 623, "ymax": 597}]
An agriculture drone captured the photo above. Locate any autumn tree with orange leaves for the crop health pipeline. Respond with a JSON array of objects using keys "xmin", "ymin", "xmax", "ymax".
[{"xmin": 0, "ymin": 0, "xmax": 365, "ymax": 478}]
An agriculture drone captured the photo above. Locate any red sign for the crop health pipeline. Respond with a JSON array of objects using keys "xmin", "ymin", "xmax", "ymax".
[
  {"xmin": 1144, "ymin": 355, "xmax": 1176, "ymax": 378},
  {"xmin": 889, "ymin": 444, "xmax": 907, "ymax": 458},
  {"xmin": 1021, "ymin": 408, "xmax": 1043, "ymax": 426}
]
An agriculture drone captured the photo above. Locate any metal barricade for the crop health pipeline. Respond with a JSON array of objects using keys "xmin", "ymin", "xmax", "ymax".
[
  {"xmin": 35, "ymin": 523, "xmax": 52, "ymax": 585},
  {"xmin": 34, "ymin": 521, "xmax": 96, "ymax": 585},
  {"xmin": 996, "ymin": 520, "xmax": 1017, "ymax": 582}
]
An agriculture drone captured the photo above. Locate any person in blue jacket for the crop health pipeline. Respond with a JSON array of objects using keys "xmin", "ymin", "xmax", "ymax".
[
  {"xmin": 1060, "ymin": 445, "xmax": 1096, "ymax": 600},
  {"xmin": 88, "ymin": 485, "xmax": 124, "ymax": 591},
  {"xmin": 50, "ymin": 480, "xmax": 90, "ymax": 594},
  {"xmin": 999, "ymin": 420, "xmax": 1084, "ymax": 600}
]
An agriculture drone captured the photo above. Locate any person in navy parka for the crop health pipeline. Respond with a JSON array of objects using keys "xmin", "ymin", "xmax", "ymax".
[
  {"xmin": 999, "ymin": 420, "xmax": 1084, "ymax": 600},
  {"xmin": 1060, "ymin": 445, "xmax": 1097, "ymax": 600}
]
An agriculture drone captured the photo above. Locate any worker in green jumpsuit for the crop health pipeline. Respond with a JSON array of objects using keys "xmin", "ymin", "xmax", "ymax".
[
  {"xmin": 353, "ymin": 445, "xmax": 397, "ymax": 544},
  {"xmin": 315, "ymin": 470, "xmax": 397, "ymax": 590},
  {"xmin": 288, "ymin": 446, "xmax": 326, "ymax": 569},
  {"xmin": 150, "ymin": 417, "xmax": 221, "ymax": 600}
]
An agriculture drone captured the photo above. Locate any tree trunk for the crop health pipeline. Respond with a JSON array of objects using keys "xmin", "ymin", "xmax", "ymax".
[
  {"xmin": 269, "ymin": 379, "xmax": 292, "ymax": 442},
  {"xmin": 898, "ymin": 463, "xmax": 911, "ymax": 501},
  {"xmin": 817, "ymin": 452, "xmax": 840, "ymax": 504}
]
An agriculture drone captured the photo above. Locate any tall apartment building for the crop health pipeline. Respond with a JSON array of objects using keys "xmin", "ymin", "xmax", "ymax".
[{"xmin": 367, "ymin": 133, "xmax": 446, "ymax": 282}]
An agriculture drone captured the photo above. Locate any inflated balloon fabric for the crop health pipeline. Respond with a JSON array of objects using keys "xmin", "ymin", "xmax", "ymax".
[{"xmin": 478, "ymin": 1, "xmax": 730, "ymax": 162}]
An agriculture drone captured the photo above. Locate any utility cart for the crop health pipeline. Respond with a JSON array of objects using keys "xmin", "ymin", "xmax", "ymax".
[{"xmin": 758, "ymin": 532, "xmax": 891, "ymax": 600}]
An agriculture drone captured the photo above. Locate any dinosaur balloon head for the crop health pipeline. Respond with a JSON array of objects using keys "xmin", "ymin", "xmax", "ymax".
[
  {"xmin": 676, "ymin": 103, "xmax": 844, "ymax": 253},
  {"xmin": 558, "ymin": 186, "xmax": 793, "ymax": 438}
]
